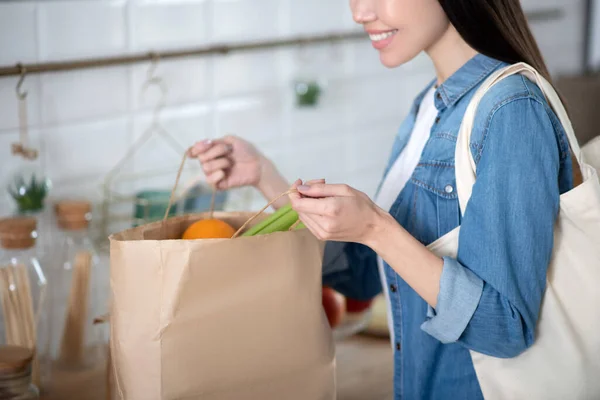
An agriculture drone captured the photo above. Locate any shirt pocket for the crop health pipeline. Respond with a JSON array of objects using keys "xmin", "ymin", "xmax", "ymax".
[{"xmin": 409, "ymin": 159, "xmax": 461, "ymax": 245}]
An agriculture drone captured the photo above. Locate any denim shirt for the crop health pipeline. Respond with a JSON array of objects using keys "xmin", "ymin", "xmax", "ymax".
[{"xmin": 323, "ymin": 54, "xmax": 574, "ymax": 399}]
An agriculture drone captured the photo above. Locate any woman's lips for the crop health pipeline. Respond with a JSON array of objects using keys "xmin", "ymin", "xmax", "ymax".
[{"xmin": 368, "ymin": 29, "xmax": 398, "ymax": 50}]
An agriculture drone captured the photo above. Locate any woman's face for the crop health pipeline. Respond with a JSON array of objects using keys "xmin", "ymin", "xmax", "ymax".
[{"xmin": 350, "ymin": 0, "xmax": 449, "ymax": 68}]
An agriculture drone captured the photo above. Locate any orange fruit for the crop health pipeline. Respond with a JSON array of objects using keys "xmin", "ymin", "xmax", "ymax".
[{"xmin": 182, "ymin": 219, "xmax": 236, "ymax": 240}]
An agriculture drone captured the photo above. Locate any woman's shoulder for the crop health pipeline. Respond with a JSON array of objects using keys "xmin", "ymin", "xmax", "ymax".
[
  {"xmin": 469, "ymin": 70, "xmax": 569, "ymax": 164},
  {"xmin": 476, "ymin": 71, "xmax": 549, "ymax": 115}
]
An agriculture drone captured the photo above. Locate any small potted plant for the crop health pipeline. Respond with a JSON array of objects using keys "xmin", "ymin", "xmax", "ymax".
[
  {"xmin": 6, "ymin": 165, "xmax": 52, "ymax": 252},
  {"xmin": 7, "ymin": 170, "xmax": 51, "ymax": 215},
  {"xmin": 294, "ymin": 80, "xmax": 322, "ymax": 107}
]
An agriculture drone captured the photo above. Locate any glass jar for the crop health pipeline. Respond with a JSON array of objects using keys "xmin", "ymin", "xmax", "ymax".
[
  {"xmin": 50, "ymin": 200, "xmax": 104, "ymax": 370},
  {"xmin": 0, "ymin": 217, "xmax": 51, "ymax": 392},
  {"xmin": 5, "ymin": 164, "xmax": 52, "ymax": 249},
  {"xmin": 0, "ymin": 345, "xmax": 40, "ymax": 399}
]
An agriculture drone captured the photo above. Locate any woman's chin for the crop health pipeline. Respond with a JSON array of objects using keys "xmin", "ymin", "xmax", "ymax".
[{"xmin": 379, "ymin": 48, "xmax": 420, "ymax": 69}]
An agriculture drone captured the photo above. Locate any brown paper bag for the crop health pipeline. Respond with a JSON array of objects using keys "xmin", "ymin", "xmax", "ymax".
[{"xmin": 109, "ymin": 211, "xmax": 336, "ymax": 400}]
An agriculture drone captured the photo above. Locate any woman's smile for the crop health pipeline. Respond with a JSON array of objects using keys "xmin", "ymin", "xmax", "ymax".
[{"xmin": 367, "ymin": 29, "xmax": 399, "ymax": 50}]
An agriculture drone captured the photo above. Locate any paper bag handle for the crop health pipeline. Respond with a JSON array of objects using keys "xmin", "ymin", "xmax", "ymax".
[
  {"xmin": 165, "ymin": 149, "xmax": 300, "ymax": 238},
  {"xmin": 164, "ymin": 149, "xmax": 218, "ymax": 221}
]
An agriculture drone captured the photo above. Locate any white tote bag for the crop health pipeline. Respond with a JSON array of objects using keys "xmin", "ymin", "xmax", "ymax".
[
  {"xmin": 427, "ymin": 63, "xmax": 600, "ymax": 400},
  {"xmin": 583, "ymin": 135, "xmax": 600, "ymax": 174}
]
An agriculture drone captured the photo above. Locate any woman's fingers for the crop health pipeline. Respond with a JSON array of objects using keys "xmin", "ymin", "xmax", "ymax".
[
  {"xmin": 291, "ymin": 197, "xmax": 342, "ymax": 218},
  {"xmin": 297, "ymin": 183, "xmax": 353, "ymax": 198},
  {"xmin": 289, "ymin": 178, "xmax": 325, "ymax": 201},
  {"xmin": 297, "ymin": 212, "xmax": 327, "ymax": 239},
  {"xmin": 205, "ymin": 169, "xmax": 226, "ymax": 186},
  {"xmin": 194, "ymin": 141, "xmax": 233, "ymax": 163},
  {"xmin": 304, "ymin": 178, "xmax": 326, "ymax": 186},
  {"xmin": 289, "ymin": 179, "xmax": 303, "ymax": 202},
  {"xmin": 202, "ymin": 157, "xmax": 232, "ymax": 175},
  {"xmin": 189, "ymin": 139, "xmax": 213, "ymax": 157}
]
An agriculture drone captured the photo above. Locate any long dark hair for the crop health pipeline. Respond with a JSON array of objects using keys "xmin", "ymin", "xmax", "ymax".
[
  {"xmin": 438, "ymin": 0, "xmax": 553, "ymax": 84},
  {"xmin": 438, "ymin": 0, "xmax": 581, "ymax": 183}
]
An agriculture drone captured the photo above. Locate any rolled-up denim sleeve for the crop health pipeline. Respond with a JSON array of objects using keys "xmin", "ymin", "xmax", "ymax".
[
  {"xmin": 421, "ymin": 257, "xmax": 483, "ymax": 343},
  {"xmin": 420, "ymin": 97, "xmax": 570, "ymax": 358},
  {"xmin": 321, "ymin": 241, "xmax": 382, "ymax": 301}
]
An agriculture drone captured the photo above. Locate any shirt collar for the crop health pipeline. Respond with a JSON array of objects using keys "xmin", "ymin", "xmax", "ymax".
[{"xmin": 433, "ymin": 54, "xmax": 504, "ymax": 111}]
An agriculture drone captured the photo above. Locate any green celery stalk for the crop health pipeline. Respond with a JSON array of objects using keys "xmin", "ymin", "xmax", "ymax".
[
  {"xmin": 255, "ymin": 209, "xmax": 299, "ymax": 234},
  {"xmin": 242, "ymin": 203, "xmax": 294, "ymax": 237},
  {"xmin": 293, "ymin": 221, "xmax": 306, "ymax": 230}
]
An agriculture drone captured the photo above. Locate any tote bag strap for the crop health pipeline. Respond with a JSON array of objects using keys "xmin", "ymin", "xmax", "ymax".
[{"xmin": 455, "ymin": 62, "xmax": 587, "ymax": 216}]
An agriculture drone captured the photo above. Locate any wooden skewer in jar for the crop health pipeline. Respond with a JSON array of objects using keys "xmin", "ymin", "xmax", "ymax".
[
  {"xmin": 55, "ymin": 200, "xmax": 98, "ymax": 369},
  {"xmin": 0, "ymin": 217, "xmax": 44, "ymax": 388}
]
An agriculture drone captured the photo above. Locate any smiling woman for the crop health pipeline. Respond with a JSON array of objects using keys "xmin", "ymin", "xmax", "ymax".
[
  {"xmin": 352, "ymin": 0, "xmax": 449, "ymax": 67},
  {"xmin": 193, "ymin": 0, "xmax": 600, "ymax": 399}
]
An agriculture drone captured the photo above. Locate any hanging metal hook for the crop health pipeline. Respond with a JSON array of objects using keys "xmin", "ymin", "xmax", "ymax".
[
  {"xmin": 146, "ymin": 52, "xmax": 160, "ymax": 82},
  {"xmin": 12, "ymin": 63, "xmax": 38, "ymax": 160},
  {"xmin": 140, "ymin": 53, "xmax": 168, "ymax": 117},
  {"xmin": 16, "ymin": 64, "xmax": 27, "ymax": 100}
]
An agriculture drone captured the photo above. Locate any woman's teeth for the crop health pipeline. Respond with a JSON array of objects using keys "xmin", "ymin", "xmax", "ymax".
[{"xmin": 369, "ymin": 30, "xmax": 397, "ymax": 41}]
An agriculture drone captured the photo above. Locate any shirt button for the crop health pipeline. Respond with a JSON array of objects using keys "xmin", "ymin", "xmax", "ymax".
[
  {"xmin": 390, "ymin": 284, "xmax": 397, "ymax": 293},
  {"xmin": 435, "ymin": 116, "xmax": 441, "ymax": 124},
  {"xmin": 444, "ymin": 185, "xmax": 454, "ymax": 194},
  {"xmin": 436, "ymin": 92, "xmax": 442, "ymax": 100},
  {"xmin": 396, "ymin": 342, "xmax": 401, "ymax": 351}
]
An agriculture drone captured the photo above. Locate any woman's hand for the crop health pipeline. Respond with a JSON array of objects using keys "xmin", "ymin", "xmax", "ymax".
[
  {"xmin": 190, "ymin": 135, "xmax": 264, "ymax": 190},
  {"xmin": 289, "ymin": 181, "xmax": 386, "ymax": 245},
  {"xmin": 190, "ymin": 135, "xmax": 290, "ymax": 208},
  {"xmin": 290, "ymin": 180, "xmax": 444, "ymax": 307}
]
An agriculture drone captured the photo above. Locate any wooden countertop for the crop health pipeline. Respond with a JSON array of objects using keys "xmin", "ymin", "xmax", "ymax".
[
  {"xmin": 41, "ymin": 335, "xmax": 393, "ymax": 400},
  {"xmin": 336, "ymin": 335, "xmax": 394, "ymax": 400}
]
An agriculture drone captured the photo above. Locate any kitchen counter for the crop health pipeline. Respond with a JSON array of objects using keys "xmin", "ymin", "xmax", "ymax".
[
  {"xmin": 41, "ymin": 335, "xmax": 394, "ymax": 400},
  {"xmin": 335, "ymin": 335, "xmax": 394, "ymax": 400}
]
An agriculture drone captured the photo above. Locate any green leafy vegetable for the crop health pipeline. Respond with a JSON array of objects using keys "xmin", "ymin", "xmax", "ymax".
[{"xmin": 242, "ymin": 203, "xmax": 305, "ymax": 236}]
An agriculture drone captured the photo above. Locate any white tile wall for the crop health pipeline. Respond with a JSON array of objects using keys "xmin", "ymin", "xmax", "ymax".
[
  {"xmin": 289, "ymin": 0, "xmax": 349, "ymax": 35},
  {"xmin": 40, "ymin": 67, "xmax": 130, "ymax": 125},
  {"xmin": 0, "ymin": 3, "xmax": 38, "ymax": 65},
  {"xmin": 215, "ymin": 93, "xmax": 285, "ymax": 145},
  {"xmin": 528, "ymin": 0, "xmax": 587, "ymax": 75},
  {"xmin": 157, "ymin": 103, "xmax": 213, "ymax": 148},
  {"xmin": 43, "ymin": 117, "xmax": 131, "ymax": 183},
  {"xmin": 38, "ymin": 1, "xmax": 128, "ymax": 61},
  {"xmin": 130, "ymin": 104, "xmax": 211, "ymax": 173},
  {"xmin": 213, "ymin": 50, "xmax": 283, "ymax": 97},
  {"xmin": 285, "ymin": 43, "xmax": 352, "ymax": 82},
  {"xmin": 129, "ymin": 0, "xmax": 210, "ymax": 51},
  {"xmin": 346, "ymin": 120, "xmax": 401, "ymax": 174},
  {"xmin": 212, "ymin": 0, "xmax": 282, "ymax": 42},
  {"xmin": 0, "ymin": 0, "xmax": 587, "ymax": 229},
  {"xmin": 131, "ymin": 57, "xmax": 212, "ymax": 110}
]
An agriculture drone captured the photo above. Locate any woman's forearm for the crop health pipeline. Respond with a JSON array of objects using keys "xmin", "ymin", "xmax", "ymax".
[
  {"xmin": 364, "ymin": 209, "xmax": 444, "ymax": 308},
  {"xmin": 256, "ymin": 157, "xmax": 290, "ymax": 209}
]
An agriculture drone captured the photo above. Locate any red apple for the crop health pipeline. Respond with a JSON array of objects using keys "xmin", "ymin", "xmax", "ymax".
[
  {"xmin": 322, "ymin": 287, "xmax": 345, "ymax": 328},
  {"xmin": 345, "ymin": 298, "xmax": 373, "ymax": 314}
]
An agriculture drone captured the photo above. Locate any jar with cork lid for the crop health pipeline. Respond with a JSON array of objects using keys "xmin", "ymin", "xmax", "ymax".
[
  {"xmin": 50, "ymin": 200, "xmax": 104, "ymax": 371},
  {"xmin": 0, "ymin": 345, "xmax": 39, "ymax": 399},
  {"xmin": 0, "ymin": 217, "xmax": 51, "ymax": 392}
]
